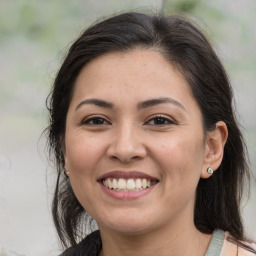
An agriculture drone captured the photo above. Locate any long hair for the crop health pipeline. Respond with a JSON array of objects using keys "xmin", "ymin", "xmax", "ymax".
[{"xmin": 46, "ymin": 12, "xmax": 250, "ymax": 248}]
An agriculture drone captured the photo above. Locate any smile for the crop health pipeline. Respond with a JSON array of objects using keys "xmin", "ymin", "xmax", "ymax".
[
  {"xmin": 102, "ymin": 178, "xmax": 158, "ymax": 191},
  {"xmin": 98, "ymin": 171, "xmax": 159, "ymax": 198}
]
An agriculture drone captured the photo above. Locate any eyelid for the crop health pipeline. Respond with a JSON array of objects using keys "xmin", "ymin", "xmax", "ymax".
[
  {"xmin": 145, "ymin": 114, "xmax": 177, "ymax": 125},
  {"xmin": 80, "ymin": 115, "xmax": 111, "ymax": 125}
]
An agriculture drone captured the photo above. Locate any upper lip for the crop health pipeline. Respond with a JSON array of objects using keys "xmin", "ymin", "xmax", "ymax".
[{"xmin": 97, "ymin": 171, "xmax": 159, "ymax": 181}]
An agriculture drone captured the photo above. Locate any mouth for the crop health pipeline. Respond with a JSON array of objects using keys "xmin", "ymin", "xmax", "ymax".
[
  {"xmin": 98, "ymin": 171, "xmax": 159, "ymax": 192},
  {"xmin": 102, "ymin": 177, "xmax": 158, "ymax": 191}
]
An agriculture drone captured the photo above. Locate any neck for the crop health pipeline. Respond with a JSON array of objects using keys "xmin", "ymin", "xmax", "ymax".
[{"xmin": 98, "ymin": 218, "xmax": 212, "ymax": 256}]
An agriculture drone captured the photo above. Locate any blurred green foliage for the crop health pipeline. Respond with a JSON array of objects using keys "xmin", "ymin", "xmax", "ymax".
[{"xmin": 163, "ymin": 0, "xmax": 201, "ymax": 12}]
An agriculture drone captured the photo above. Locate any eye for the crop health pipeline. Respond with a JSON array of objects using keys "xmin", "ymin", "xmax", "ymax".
[
  {"xmin": 146, "ymin": 115, "xmax": 175, "ymax": 125},
  {"xmin": 81, "ymin": 116, "xmax": 110, "ymax": 125}
]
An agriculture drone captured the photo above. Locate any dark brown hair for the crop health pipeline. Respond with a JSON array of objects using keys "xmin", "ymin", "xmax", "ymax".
[{"xmin": 46, "ymin": 12, "xmax": 250, "ymax": 248}]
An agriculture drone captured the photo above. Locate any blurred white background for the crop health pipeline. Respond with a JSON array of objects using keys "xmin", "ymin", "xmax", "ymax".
[{"xmin": 0, "ymin": 0, "xmax": 255, "ymax": 255}]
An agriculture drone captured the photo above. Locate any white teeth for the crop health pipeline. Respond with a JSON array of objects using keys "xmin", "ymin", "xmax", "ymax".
[
  {"xmin": 103, "ymin": 177, "xmax": 156, "ymax": 191},
  {"xmin": 107, "ymin": 179, "xmax": 113, "ymax": 189},
  {"xmin": 142, "ymin": 178, "xmax": 147, "ymax": 188},
  {"xmin": 135, "ymin": 179, "xmax": 142, "ymax": 189},
  {"xmin": 112, "ymin": 178, "xmax": 118, "ymax": 189},
  {"xmin": 127, "ymin": 179, "xmax": 136, "ymax": 190},
  {"xmin": 118, "ymin": 178, "xmax": 126, "ymax": 189}
]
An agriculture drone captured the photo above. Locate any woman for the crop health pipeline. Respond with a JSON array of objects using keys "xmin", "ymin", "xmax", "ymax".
[{"xmin": 46, "ymin": 12, "xmax": 256, "ymax": 255}]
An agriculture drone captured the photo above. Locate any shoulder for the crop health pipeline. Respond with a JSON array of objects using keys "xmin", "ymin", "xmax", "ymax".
[
  {"xmin": 221, "ymin": 232, "xmax": 256, "ymax": 256},
  {"xmin": 59, "ymin": 230, "xmax": 102, "ymax": 256}
]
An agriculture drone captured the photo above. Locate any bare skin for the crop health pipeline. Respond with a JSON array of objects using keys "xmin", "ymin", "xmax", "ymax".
[
  {"xmin": 98, "ymin": 201, "xmax": 212, "ymax": 256},
  {"xmin": 64, "ymin": 49, "xmax": 228, "ymax": 256}
]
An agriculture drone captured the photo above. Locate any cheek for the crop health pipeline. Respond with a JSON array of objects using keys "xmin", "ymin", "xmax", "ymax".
[
  {"xmin": 153, "ymin": 132, "xmax": 205, "ymax": 182},
  {"xmin": 153, "ymin": 135, "xmax": 205, "ymax": 214},
  {"xmin": 64, "ymin": 133, "xmax": 103, "ymax": 212},
  {"xmin": 159, "ymin": 133, "xmax": 204, "ymax": 160},
  {"xmin": 64, "ymin": 132, "xmax": 104, "ymax": 174}
]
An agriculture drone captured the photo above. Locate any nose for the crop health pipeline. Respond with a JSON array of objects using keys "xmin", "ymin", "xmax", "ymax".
[{"xmin": 106, "ymin": 123, "xmax": 147, "ymax": 163}]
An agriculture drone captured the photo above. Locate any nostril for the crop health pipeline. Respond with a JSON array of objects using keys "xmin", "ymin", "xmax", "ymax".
[
  {"xmin": 110, "ymin": 154, "xmax": 142, "ymax": 163},
  {"xmin": 106, "ymin": 140, "xmax": 147, "ymax": 162}
]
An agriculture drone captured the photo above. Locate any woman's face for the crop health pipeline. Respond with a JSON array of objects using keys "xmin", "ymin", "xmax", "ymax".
[{"xmin": 64, "ymin": 49, "xmax": 210, "ymax": 235}]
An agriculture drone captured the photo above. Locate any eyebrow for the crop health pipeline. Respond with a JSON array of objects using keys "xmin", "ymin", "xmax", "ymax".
[
  {"xmin": 75, "ymin": 97, "xmax": 186, "ymax": 111},
  {"xmin": 75, "ymin": 98, "xmax": 114, "ymax": 110},
  {"xmin": 138, "ymin": 97, "xmax": 186, "ymax": 111}
]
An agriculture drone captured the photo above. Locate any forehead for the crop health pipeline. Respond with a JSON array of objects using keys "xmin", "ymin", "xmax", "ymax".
[
  {"xmin": 73, "ymin": 49, "xmax": 192, "ymax": 95},
  {"xmin": 68, "ymin": 49, "xmax": 202, "ymax": 117}
]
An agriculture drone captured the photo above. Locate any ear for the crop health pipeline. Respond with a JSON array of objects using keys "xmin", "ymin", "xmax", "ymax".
[{"xmin": 200, "ymin": 121, "xmax": 228, "ymax": 178}]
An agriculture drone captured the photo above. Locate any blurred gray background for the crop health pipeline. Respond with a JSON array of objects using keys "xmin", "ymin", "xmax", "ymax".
[{"xmin": 0, "ymin": 0, "xmax": 255, "ymax": 255}]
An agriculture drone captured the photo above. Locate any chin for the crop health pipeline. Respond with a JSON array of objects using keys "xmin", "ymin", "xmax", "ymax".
[
  {"xmin": 97, "ymin": 210, "xmax": 157, "ymax": 235},
  {"xmin": 105, "ymin": 222, "xmax": 153, "ymax": 235}
]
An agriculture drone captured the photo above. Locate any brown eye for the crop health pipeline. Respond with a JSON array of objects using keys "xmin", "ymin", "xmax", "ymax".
[
  {"xmin": 82, "ymin": 116, "xmax": 110, "ymax": 125},
  {"xmin": 146, "ymin": 116, "xmax": 175, "ymax": 125}
]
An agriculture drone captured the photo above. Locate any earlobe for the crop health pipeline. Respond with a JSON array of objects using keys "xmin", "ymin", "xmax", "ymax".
[{"xmin": 200, "ymin": 121, "xmax": 228, "ymax": 179}]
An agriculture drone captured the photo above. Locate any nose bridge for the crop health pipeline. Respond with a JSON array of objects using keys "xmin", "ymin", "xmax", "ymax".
[{"xmin": 107, "ymin": 119, "xmax": 146, "ymax": 162}]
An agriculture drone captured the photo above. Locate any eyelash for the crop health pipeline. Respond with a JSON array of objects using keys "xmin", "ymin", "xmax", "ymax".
[
  {"xmin": 145, "ymin": 115, "xmax": 176, "ymax": 126},
  {"xmin": 81, "ymin": 116, "xmax": 111, "ymax": 125},
  {"xmin": 81, "ymin": 115, "xmax": 175, "ymax": 126}
]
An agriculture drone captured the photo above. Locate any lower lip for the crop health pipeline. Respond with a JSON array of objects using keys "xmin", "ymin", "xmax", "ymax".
[{"xmin": 99, "ymin": 182, "xmax": 157, "ymax": 200}]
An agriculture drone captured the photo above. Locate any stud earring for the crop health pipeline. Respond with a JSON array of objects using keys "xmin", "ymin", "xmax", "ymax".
[
  {"xmin": 64, "ymin": 169, "xmax": 70, "ymax": 177},
  {"xmin": 207, "ymin": 167, "xmax": 213, "ymax": 175}
]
